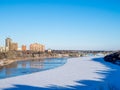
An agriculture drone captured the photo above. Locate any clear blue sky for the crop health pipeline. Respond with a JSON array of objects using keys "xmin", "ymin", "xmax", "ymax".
[{"xmin": 0, "ymin": 0, "xmax": 120, "ymax": 50}]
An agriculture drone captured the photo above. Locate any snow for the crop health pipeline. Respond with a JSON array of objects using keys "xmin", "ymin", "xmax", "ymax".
[{"xmin": 0, "ymin": 56, "xmax": 120, "ymax": 90}]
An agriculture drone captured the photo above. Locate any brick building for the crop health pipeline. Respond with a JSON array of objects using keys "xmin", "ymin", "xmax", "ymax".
[
  {"xmin": 22, "ymin": 45, "xmax": 27, "ymax": 51},
  {"xmin": 30, "ymin": 43, "xmax": 45, "ymax": 52}
]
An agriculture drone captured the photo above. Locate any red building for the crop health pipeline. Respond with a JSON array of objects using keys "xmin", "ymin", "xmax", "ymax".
[{"xmin": 22, "ymin": 45, "xmax": 27, "ymax": 51}]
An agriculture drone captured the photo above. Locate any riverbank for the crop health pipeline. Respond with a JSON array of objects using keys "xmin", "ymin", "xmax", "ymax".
[
  {"xmin": 0, "ymin": 56, "xmax": 67, "ymax": 67},
  {"xmin": 0, "ymin": 59, "xmax": 15, "ymax": 67}
]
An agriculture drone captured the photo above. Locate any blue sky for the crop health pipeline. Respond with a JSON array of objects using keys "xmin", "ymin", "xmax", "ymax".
[{"xmin": 0, "ymin": 0, "xmax": 120, "ymax": 50}]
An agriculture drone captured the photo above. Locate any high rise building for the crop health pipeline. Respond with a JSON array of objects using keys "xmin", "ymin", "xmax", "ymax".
[
  {"xmin": 5, "ymin": 38, "xmax": 12, "ymax": 50},
  {"xmin": 5, "ymin": 38, "xmax": 18, "ymax": 51},
  {"xmin": 30, "ymin": 43, "xmax": 45, "ymax": 52}
]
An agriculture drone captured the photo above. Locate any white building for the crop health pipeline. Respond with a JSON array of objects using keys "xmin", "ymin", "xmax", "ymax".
[{"xmin": 0, "ymin": 46, "xmax": 9, "ymax": 52}]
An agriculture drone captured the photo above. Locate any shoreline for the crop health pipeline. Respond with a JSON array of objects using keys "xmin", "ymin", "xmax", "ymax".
[{"xmin": 0, "ymin": 56, "xmax": 67, "ymax": 67}]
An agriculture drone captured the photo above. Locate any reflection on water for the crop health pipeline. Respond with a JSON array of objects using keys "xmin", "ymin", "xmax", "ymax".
[{"xmin": 0, "ymin": 58, "xmax": 67, "ymax": 79}]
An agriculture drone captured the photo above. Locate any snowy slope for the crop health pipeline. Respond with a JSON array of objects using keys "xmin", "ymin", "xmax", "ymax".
[{"xmin": 0, "ymin": 56, "xmax": 120, "ymax": 90}]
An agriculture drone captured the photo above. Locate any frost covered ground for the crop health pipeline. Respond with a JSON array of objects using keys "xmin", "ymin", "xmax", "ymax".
[{"xmin": 0, "ymin": 56, "xmax": 120, "ymax": 90}]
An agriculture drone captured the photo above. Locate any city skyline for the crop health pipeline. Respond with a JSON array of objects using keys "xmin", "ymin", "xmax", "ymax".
[
  {"xmin": 0, "ymin": 0, "xmax": 120, "ymax": 50},
  {"xmin": 0, "ymin": 37, "xmax": 45, "ymax": 52}
]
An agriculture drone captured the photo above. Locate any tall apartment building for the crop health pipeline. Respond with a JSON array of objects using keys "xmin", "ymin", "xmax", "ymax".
[
  {"xmin": 22, "ymin": 45, "xmax": 26, "ymax": 51},
  {"xmin": 5, "ymin": 38, "xmax": 12, "ymax": 50},
  {"xmin": 30, "ymin": 43, "xmax": 45, "ymax": 52},
  {"xmin": 5, "ymin": 38, "xmax": 18, "ymax": 51}
]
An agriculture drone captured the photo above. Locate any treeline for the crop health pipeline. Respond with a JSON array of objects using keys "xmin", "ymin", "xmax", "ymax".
[
  {"xmin": 0, "ymin": 51, "xmax": 49, "ymax": 59},
  {"xmin": 0, "ymin": 51, "xmax": 25, "ymax": 59},
  {"xmin": 104, "ymin": 51, "xmax": 120, "ymax": 63},
  {"xmin": 0, "ymin": 50, "xmax": 112, "ymax": 60},
  {"xmin": 0, "ymin": 50, "xmax": 81, "ymax": 60}
]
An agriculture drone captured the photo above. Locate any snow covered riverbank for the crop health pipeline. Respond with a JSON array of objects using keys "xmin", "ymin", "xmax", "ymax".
[{"xmin": 0, "ymin": 56, "xmax": 120, "ymax": 90}]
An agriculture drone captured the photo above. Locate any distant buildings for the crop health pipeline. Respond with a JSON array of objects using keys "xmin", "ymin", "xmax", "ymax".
[
  {"xmin": 5, "ymin": 38, "xmax": 18, "ymax": 51},
  {"xmin": 0, "ymin": 37, "xmax": 45, "ymax": 52},
  {"xmin": 0, "ymin": 46, "xmax": 9, "ymax": 52},
  {"xmin": 17, "ymin": 48, "xmax": 22, "ymax": 51},
  {"xmin": 22, "ymin": 45, "xmax": 26, "ymax": 51},
  {"xmin": 5, "ymin": 38, "xmax": 12, "ymax": 50},
  {"xmin": 47, "ymin": 49, "xmax": 52, "ymax": 53},
  {"xmin": 11, "ymin": 43, "xmax": 18, "ymax": 51},
  {"xmin": 30, "ymin": 43, "xmax": 45, "ymax": 52}
]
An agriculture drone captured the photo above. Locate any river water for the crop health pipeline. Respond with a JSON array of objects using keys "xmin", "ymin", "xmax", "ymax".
[{"xmin": 0, "ymin": 58, "xmax": 67, "ymax": 79}]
